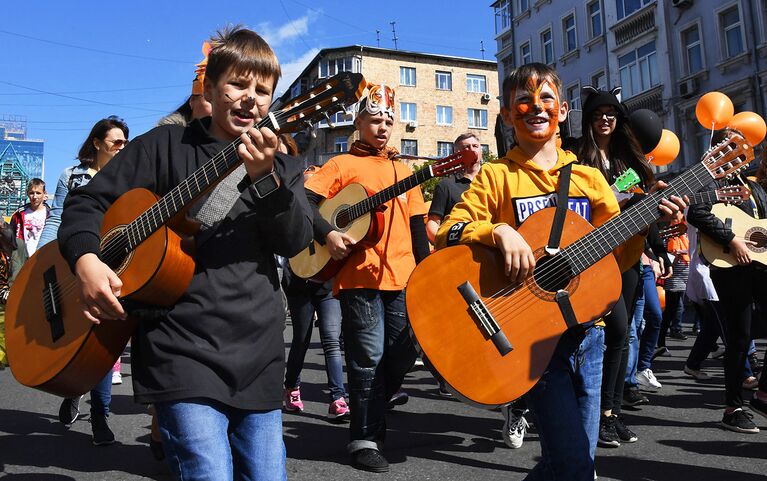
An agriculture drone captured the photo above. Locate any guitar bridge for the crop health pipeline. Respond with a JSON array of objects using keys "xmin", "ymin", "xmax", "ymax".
[
  {"xmin": 42, "ymin": 266, "xmax": 65, "ymax": 342},
  {"xmin": 457, "ymin": 281, "xmax": 513, "ymax": 356}
]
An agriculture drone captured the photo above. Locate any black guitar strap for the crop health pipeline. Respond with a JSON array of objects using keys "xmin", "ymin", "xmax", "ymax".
[{"xmin": 546, "ymin": 163, "xmax": 580, "ymax": 330}]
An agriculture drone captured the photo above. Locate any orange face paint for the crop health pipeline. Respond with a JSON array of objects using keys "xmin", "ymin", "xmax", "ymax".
[{"xmin": 510, "ymin": 76, "xmax": 561, "ymax": 143}]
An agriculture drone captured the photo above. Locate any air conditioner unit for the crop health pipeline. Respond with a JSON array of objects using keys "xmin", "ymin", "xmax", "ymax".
[
  {"xmin": 407, "ymin": 121, "xmax": 418, "ymax": 128},
  {"xmin": 481, "ymin": 93, "xmax": 492, "ymax": 101},
  {"xmin": 672, "ymin": 0, "xmax": 693, "ymax": 8},
  {"xmin": 679, "ymin": 78, "xmax": 699, "ymax": 99}
]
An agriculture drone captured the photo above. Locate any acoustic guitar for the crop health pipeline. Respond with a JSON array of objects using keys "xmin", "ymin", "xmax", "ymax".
[
  {"xmin": 699, "ymin": 203, "xmax": 767, "ymax": 268},
  {"xmin": 659, "ymin": 186, "xmax": 750, "ymax": 242},
  {"xmin": 5, "ymin": 72, "xmax": 367, "ymax": 398},
  {"xmin": 406, "ymin": 132, "xmax": 754, "ymax": 406},
  {"xmin": 288, "ymin": 149, "xmax": 478, "ymax": 281}
]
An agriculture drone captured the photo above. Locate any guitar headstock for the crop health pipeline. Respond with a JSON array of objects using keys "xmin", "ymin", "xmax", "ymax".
[
  {"xmin": 430, "ymin": 149, "xmax": 479, "ymax": 177},
  {"xmin": 612, "ymin": 167, "xmax": 641, "ymax": 193},
  {"xmin": 703, "ymin": 131, "xmax": 755, "ymax": 180},
  {"xmin": 659, "ymin": 222, "xmax": 687, "ymax": 242},
  {"xmin": 715, "ymin": 185, "xmax": 750, "ymax": 204},
  {"xmin": 269, "ymin": 72, "xmax": 366, "ymax": 134}
]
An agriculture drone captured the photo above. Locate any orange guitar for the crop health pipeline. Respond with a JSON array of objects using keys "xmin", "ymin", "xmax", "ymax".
[
  {"xmin": 406, "ymin": 132, "xmax": 754, "ymax": 407},
  {"xmin": 5, "ymin": 72, "xmax": 366, "ymax": 398},
  {"xmin": 288, "ymin": 149, "xmax": 478, "ymax": 281}
]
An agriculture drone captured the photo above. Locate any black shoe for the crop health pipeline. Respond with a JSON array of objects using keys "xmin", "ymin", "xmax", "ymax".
[
  {"xmin": 598, "ymin": 415, "xmax": 620, "ymax": 448},
  {"xmin": 149, "ymin": 438, "xmax": 165, "ymax": 461},
  {"xmin": 614, "ymin": 415, "xmax": 638, "ymax": 443},
  {"xmin": 91, "ymin": 414, "xmax": 116, "ymax": 446},
  {"xmin": 652, "ymin": 346, "xmax": 669, "ymax": 360},
  {"xmin": 387, "ymin": 390, "xmax": 409, "ymax": 410},
  {"xmin": 623, "ymin": 388, "xmax": 649, "ymax": 407},
  {"xmin": 437, "ymin": 381, "xmax": 453, "ymax": 398},
  {"xmin": 669, "ymin": 331, "xmax": 688, "ymax": 340},
  {"xmin": 351, "ymin": 448, "xmax": 389, "ymax": 473},
  {"xmin": 58, "ymin": 396, "xmax": 83, "ymax": 427},
  {"xmin": 749, "ymin": 354, "xmax": 763, "ymax": 375},
  {"xmin": 750, "ymin": 396, "xmax": 767, "ymax": 421},
  {"xmin": 721, "ymin": 409, "xmax": 759, "ymax": 434}
]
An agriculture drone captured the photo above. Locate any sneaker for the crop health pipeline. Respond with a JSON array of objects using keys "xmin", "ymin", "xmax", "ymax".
[
  {"xmin": 622, "ymin": 387, "xmax": 649, "ymax": 407},
  {"xmin": 636, "ymin": 369, "xmax": 662, "ymax": 391},
  {"xmin": 614, "ymin": 415, "xmax": 638, "ymax": 443},
  {"xmin": 711, "ymin": 346, "xmax": 726, "ymax": 360},
  {"xmin": 351, "ymin": 448, "xmax": 389, "ymax": 473},
  {"xmin": 91, "ymin": 414, "xmax": 116, "ymax": 446},
  {"xmin": 111, "ymin": 371, "xmax": 122, "ymax": 385},
  {"xmin": 438, "ymin": 381, "xmax": 453, "ymax": 398},
  {"xmin": 58, "ymin": 395, "xmax": 83, "ymax": 427},
  {"xmin": 669, "ymin": 330, "xmax": 688, "ymax": 340},
  {"xmin": 328, "ymin": 397, "xmax": 350, "ymax": 421},
  {"xmin": 749, "ymin": 395, "xmax": 767, "ymax": 420},
  {"xmin": 598, "ymin": 415, "xmax": 620, "ymax": 448},
  {"xmin": 652, "ymin": 346, "xmax": 669, "ymax": 360},
  {"xmin": 683, "ymin": 365, "xmax": 710, "ymax": 380},
  {"xmin": 501, "ymin": 406, "xmax": 528, "ymax": 449},
  {"xmin": 387, "ymin": 389, "xmax": 409, "ymax": 410},
  {"xmin": 413, "ymin": 357, "xmax": 425, "ymax": 367},
  {"xmin": 283, "ymin": 387, "xmax": 304, "ymax": 412},
  {"xmin": 743, "ymin": 376, "xmax": 759, "ymax": 390},
  {"xmin": 721, "ymin": 408, "xmax": 759, "ymax": 433}
]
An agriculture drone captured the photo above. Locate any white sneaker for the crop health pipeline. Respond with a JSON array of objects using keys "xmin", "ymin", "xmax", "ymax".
[
  {"xmin": 112, "ymin": 371, "xmax": 122, "ymax": 385},
  {"xmin": 636, "ymin": 369, "xmax": 661, "ymax": 391},
  {"xmin": 502, "ymin": 405, "xmax": 528, "ymax": 449}
]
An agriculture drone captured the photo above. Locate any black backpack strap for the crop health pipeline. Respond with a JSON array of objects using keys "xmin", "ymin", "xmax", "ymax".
[{"xmin": 545, "ymin": 163, "xmax": 572, "ymax": 255}]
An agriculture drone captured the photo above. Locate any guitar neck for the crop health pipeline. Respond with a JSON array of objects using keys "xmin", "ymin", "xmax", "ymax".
[
  {"xmin": 343, "ymin": 166, "xmax": 434, "ymax": 222},
  {"xmin": 690, "ymin": 190, "xmax": 718, "ymax": 205},
  {"xmin": 562, "ymin": 162, "xmax": 712, "ymax": 275}
]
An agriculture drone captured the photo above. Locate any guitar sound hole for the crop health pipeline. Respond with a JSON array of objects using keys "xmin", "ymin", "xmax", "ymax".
[
  {"xmin": 748, "ymin": 230, "xmax": 767, "ymax": 249},
  {"xmin": 532, "ymin": 255, "xmax": 573, "ymax": 293}
]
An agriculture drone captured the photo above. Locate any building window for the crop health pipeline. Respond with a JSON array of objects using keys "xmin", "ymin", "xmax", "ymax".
[
  {"xmin": 682, "ymin": 24, "xmax": 704, "ymax": 74},
  {"xmin": 401, "ymin": 102, "xmax": 417, "ymax": 122},
  {"xmin": 319, "ymin": 110, "xmax": 353, "ymax": 128},
  {"xmin": 436, "ymin": 105, "xmax": 453, "ymax": 126},
  {"xmin": 466, "ymin": 74, "xmax": 487, "ymax": 93},
  {"xmin": 591, "ymin": 71, "xmax": 607, "ymax": 90},
  {"xmin": 563, "ymin": 14, "xmax": 577, "ymax": 52},
  {"xmin": 436, "ymin": 71, "xmax": 453, "ymax": 90},
  {"xmin": 319, "ymin": 57, "xmax": 353, "ymax": 78},
  {"xmin": 541, "ymin": 29, "xmax": 554, "ymax": 64},
  {"xmin": 481, "ymin": 144, "xmax": 490, "ymax": 156},
  {"xmin": 468, "ymin": 108, "xmax": 488, "ymax": 129},
  {"xmin": 566, "ymin": 84, "xmax": 581, "ymax": 110},
  {"xmin": 519, "ymin": 0, "xmax": 529, "ymax": 13},
  {"xmin": 720, "ymin": 5, "xmax": 745, "ymax": 58},
  {"xmin": 588, "ymin": 1, "xmax": 602, "ymax": 38},
  {"xmin": 502, "ymin": 55, "xmax": 515, "ymax": 79},
  {"xmin": 401, "ymin": 139, "xmax": 418, "ymax": 155},
  {"xmin": 618, "ymin": 40, "xmax": 659, "ymax": 99},
  {"xmin": 334, "ymin": 136, "xmax": 348, "ymax": 152},
  {"xmin": 495, "ymin": 0, "xmax": 512, "ymax": 34},
  {"xmin": 520, "ymin": 42, "xmax": 532, "ymax": 65},
  {"xmin": 400, "ymin": 67, "xmax": 416, "ymax": 86},
  {"xmin": 437, "ymin": 141, "xmax": 454, "ymax": 157},
  {"xmin": 616, "ymin": 0, "xmax": 652, "ymax": 21}
]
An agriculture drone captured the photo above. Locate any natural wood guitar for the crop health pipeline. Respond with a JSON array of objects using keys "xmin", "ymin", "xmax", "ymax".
[
  {"xmin": 659, "ymin": 186, "xmax": 750, "ymax": 242},
  {"xmin": 406, "ymin": 132, "xmax": 754, "ymax": 406},
  {"xmin": 5, "ymin": 72, "xmax": 366, "ymax": 398},
  {"xmin": 288, "ymin": 149, "xmax": 478, "ymax": 281},
  {"xmin": 700, "ymin": 203, "xmax": 767, "ymax": 268}
]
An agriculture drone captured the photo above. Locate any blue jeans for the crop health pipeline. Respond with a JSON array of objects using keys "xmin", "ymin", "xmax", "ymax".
[
  {"xmin": 284, "ymin": 283, "xmax": 347, "ymax": 401},
  {"xmin": 525, "ymin": 325, "xmax": 604, "ymax": 481},
  {"xmin": 338, "ymin": 289, "xmax": 417, "ymax": 453},
  {"xmin": 91, "ymin": 372, "xmax": 112, "ymax": 416},
  {"xmin": 635, "ymin": 265, "xmax": 663, "ymax": 374},
  {"xmin": 625, "ymin": 284, "xmax": 644, "ymax": 385},
  {"xmin": 154, "ymin": 399, "xmax": 286, "ymax": 481}
]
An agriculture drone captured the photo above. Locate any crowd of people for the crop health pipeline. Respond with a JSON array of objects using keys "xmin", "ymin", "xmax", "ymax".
[{"xmin": 0, "ymin": 24, "xmax": 765, "ymax": 481}]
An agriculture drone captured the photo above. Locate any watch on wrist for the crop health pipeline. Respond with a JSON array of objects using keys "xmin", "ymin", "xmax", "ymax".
[{"xmin": 251, "ymin": 169, "xmax": 280, "ymax": 198}]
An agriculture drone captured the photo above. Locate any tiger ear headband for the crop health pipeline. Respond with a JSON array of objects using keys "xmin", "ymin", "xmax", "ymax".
[
  {"xmin": 192, "ymin": 41, "xmax": 212, "ymax": 95},
  {"xmin": 357, "ymin": 83, "xmax": 396, "ymax": 119}
]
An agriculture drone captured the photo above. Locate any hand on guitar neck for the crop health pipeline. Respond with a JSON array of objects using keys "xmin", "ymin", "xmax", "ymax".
[
  {"xmin": 652, "ymin": 181, "xmax": 688, "ymax": 223},
  {"xmin": 237, "ymin": 126, "xmax": 281, "ymax": 182},
  {"xmin": 75, "ymin": 253, "xmax": 126, "ymax": 324}
]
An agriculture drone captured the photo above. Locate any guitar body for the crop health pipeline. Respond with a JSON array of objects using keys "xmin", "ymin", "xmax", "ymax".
[
  {"xmin": 406, "ymin": 208, "xmax": 621, "ymax": 406},
  {"xmin": 699, "ymin": 204, "xmax": 767, "ymax": 268},
  {"xmin": 289, "ymin": 183, "xmax": 384, "ymax": 281},
  {"xmin": 6, "ymin": 188, "xmax": 195, "ymax": 397}
]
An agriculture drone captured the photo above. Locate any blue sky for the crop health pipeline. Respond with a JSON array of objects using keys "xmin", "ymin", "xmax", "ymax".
[{"xmin": 2, "ymin": 1, "xmax": 498, "ymax": 189}]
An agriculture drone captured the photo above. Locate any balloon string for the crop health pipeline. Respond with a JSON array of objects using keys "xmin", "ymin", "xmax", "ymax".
[{"xmin": 709, "ymin": 122, "xmax": 715, "ymax": 146}]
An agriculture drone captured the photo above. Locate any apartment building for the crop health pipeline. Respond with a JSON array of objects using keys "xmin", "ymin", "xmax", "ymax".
[{"xmin": 275, "ymin": 46, "xmax": 500, "ymax": 166}]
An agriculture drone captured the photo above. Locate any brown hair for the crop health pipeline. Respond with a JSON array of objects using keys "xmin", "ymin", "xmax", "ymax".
[
  {"xmin": 205, "ymin": 25, "xmax": 281, "ymax": 90},
  {"xmin": 26, "ymin": 178, "xmax": 45, "ymax": 193},
  {"xmin": 502, "ymin": 63, "xmax": 563, "ymax": 108},
  {"xmin": 454, "ymin": 132, "xmax": 479, "ymax": 147},
  {"xmin": 279, "ymin": 133, "xmax": 299, "ymax": 156}
]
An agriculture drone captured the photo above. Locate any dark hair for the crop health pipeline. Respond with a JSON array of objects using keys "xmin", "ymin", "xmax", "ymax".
[
  {"xmin": 279, "ymin": 133, "xmax": 299, "ymax": 156},
  {"xmin": 502, "ymin": 63, "xmax": 563, "ymax": 108},
  {"xmin": 76, "ymin": 116, "xmax": 129, "ymax": 167},
  {"xmin": 454, "ymin": 132, "xmax": 479, "ymax": 147},
  {"xmin": 26, "ymin": 178, "xmax": 45, "ymax": 192},
  {"xmin": 206, "ymin": 26, "xmax": 281, "ymax": 90}
]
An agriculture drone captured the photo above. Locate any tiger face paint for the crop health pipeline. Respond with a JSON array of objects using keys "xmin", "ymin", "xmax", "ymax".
[{"xmin": 507, "ymin": 76, "xmax": 563, "ymax": 144}]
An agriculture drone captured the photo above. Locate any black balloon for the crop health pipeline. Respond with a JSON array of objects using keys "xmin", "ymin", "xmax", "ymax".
[{"xmin": 629, "ymin": 109, "xmax": 663, "ymax": 154}]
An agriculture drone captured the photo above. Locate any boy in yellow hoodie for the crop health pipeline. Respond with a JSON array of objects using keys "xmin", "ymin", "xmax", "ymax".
[{"xmin": 436, "ymin": 63, "xmax": 685, "ymax": 480}]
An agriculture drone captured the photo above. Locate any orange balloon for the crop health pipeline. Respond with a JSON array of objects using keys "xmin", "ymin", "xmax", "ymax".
[
  {"xmin": 657, "ymin": 285, "xmax": 666, "ymax": 312},
  {"xmin": 695, "ymin": 92, "xmax": 734, "ymax": 130},
  {"xmin": 645, "ymin": 129, "xmax": 680, "ymax": 166},
  {"xmin": 727, "ymin": 111, "xmax": 767, "ymax": 146}
]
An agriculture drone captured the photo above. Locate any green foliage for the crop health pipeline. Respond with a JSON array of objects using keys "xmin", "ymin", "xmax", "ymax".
[
  {"xmin": 413, "ymin": 162, "xmax": 440, "ymax": 201},
  {"xmin": 482, "ymin": 151, "xmax": 498, "ymax": 164}
]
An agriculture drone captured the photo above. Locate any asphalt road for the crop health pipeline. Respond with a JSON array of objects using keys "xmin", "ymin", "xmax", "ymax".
[{"xmin": 1, "ymin": 323, "xmax": 766, "ymax": 480}]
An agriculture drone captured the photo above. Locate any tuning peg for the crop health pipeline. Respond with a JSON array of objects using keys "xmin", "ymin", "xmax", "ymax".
[{"xmin": 323, "ymin": 112, "xmax": 336, "ymax": 128}]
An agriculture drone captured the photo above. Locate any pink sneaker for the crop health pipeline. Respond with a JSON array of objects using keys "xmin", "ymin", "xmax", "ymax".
[
  {"xmin": 328, "ymin": 397, "xmax": 350, "ymax": 420},
  {"xmin": 283, "ymin": 387, "xmax": 304, "ymax": 412}
]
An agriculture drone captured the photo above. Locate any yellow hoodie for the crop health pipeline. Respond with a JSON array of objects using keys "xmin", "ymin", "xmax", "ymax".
[{"xmin": 436, "ymin": 146, "xmax": 620, "ymax": 249}]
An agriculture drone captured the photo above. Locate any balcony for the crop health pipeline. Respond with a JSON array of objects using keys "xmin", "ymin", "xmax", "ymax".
[
  {"xmin": 624, "ymin": 85, "xmax": 664, "ymax": 115},
  {"xmin": 611, "ymin": 4, "xmax": 656, "ymax": 48}
]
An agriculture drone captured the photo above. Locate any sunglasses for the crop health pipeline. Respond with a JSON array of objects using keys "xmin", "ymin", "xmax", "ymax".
[
  {"xmin": 591, "ymin": 111, "xmax": 617, "ymax": 122},
  {"xmin": 105, "ymin": 139, "xmax": 129, "ymax": 148}
]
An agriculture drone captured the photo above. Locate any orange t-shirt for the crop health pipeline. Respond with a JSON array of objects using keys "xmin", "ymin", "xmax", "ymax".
[{"xmin": 305, "ymin": 153, "xmax": 427, "ymax": 292}]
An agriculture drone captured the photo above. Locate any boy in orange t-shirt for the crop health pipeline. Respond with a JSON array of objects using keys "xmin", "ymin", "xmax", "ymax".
[{"xmin": 304, "ymin": 84, "xmax": 429, "ymax": 473}]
